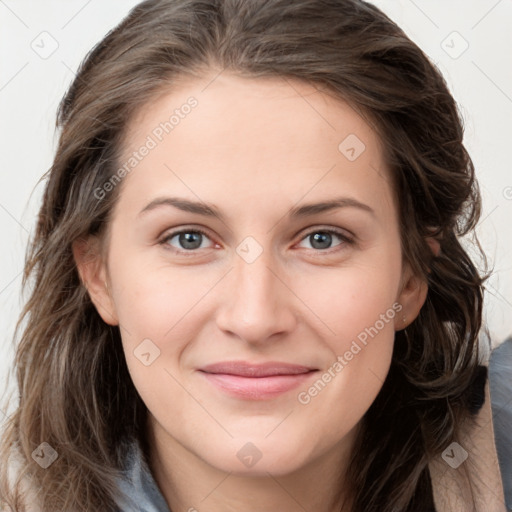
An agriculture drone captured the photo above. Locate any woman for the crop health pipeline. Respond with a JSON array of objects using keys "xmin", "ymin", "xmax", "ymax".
[{"xmin": 0, "ymin": 0, "xmax": 507, "ymax": 510}]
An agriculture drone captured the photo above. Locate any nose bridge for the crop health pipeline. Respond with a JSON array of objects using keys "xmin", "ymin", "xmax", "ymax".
[{"xmin": 216, "ymin": 240, "xmax": 296, "ymax": 343}]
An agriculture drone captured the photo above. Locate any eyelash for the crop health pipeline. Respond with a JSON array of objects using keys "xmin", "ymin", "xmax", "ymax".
[{"xmin": 158, "ymin": 226, "xmax": 353, "ymax": 256}]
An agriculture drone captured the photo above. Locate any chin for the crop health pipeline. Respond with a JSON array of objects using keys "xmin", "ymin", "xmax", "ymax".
[{"xmin": 203, "ymin": 437, "xmax": 313, "ymax": 477}]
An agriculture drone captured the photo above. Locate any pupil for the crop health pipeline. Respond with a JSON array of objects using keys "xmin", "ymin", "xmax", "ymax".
[
  {"xmin": 311, "ymin": 232, "xmax": 331, "ymax": 250},
  {"xmin": 180, "ymin": 232, "xmax": 201, "ymax": 250}
]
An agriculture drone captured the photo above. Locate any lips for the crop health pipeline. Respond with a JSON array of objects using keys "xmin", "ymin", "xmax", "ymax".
[
  {"xmin": 198, "ymin": 361, "xmax": 318, "ymax": 400},
  {"xmin": 199, "ymin": 361, "xmax": 317, "ymax": 377}
]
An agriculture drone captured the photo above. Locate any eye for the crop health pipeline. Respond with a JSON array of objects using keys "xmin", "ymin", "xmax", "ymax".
[
  {"xmin": 159, "ymin": 228, "xmax": 215, "ymax": 252},
  {"xmin": 296, "ymin": 228, "xmax": 352, "ymax": 252},
  {"xmin": 159, "ymin": 226, "xmax": 353, "ymax": 255}
]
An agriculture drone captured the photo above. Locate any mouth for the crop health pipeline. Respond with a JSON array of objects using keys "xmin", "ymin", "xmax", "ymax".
[{"xmin": 198, "ymin": 361, "xmax": 318, "ymax": 400}]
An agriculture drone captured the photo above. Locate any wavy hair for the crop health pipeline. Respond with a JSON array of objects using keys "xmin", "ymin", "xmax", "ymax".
[{"xmin": 0, "ymin": 0, "xmax": 486, "ymax": 510}]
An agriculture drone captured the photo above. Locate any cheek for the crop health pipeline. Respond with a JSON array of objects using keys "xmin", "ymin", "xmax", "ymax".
[
  {"xmin": 108, "ymin": 259, "xmax": 203, "ymax": 416},
  {"xmin": 109, "ymin": 249, "xmax": 214, "ymax": 342},
  {"xmin": 290, "ymin": 260, "xmax": 400, "ymax": 434},
  {"xmin": 297, "ymin": 258, "xmax": 401, "ymax": 351},
  {"xmin": 306, "ymin": 282, "xmax": 397, "ymax": 385}
]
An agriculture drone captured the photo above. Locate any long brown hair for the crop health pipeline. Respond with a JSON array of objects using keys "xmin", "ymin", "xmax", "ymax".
[{"xmin": 0, "ymin": 1, "xmax": 486, "ymax": 510}]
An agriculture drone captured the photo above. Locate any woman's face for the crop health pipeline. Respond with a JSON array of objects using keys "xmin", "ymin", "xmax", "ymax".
[{"xmin": 78, "ymin": 72, "xmax": 426, "ymax": 476}]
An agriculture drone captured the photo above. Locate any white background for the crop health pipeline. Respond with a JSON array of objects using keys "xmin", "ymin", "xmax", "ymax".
[{"xmin": 1, "ymin": 0, "xmax": 511, "ymax": 422}]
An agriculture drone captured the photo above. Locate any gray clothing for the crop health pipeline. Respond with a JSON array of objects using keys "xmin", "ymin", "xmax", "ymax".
[
  {"xmin": 114, "ymin": 440, "xmax": 170, "ymax": 512},
  {"xmin": 489, "ymin": 337, "xmax": 512, "ymax": 511}
]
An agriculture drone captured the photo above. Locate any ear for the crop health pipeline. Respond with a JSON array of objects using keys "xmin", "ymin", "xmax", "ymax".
[
  {"xmin": 72, "ymin": 236, "xmax": 119, "ymax": 326},
  {"xmin": 394, "ymin": 264, "xmax": 428, "ymax": 331},
  {"xmin": 394, "ymin": 234, "xmax": 440, "ymax": 330}
]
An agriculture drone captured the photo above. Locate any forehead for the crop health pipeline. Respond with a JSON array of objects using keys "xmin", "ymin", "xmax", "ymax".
[{"xmin": 115, "ymin": 72, "xmax": 395, "ymax": 221}]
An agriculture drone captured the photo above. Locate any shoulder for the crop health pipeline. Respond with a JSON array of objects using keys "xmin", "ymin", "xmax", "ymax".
[
  {"xmin": 429, "ymin": 358, "xmax": 508, "ymax": 511},
  {"xmin": 489, "ymin": 338, "xmax": 512, "ymax": 511}
]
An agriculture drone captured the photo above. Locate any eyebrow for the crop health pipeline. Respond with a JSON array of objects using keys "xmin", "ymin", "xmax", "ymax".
[{"xmin": 137, "ymin": 196, "xmax": 375, "ymax": 220}]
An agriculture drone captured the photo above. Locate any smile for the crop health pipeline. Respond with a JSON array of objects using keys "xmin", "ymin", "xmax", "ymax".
[{"xmin": 198, "ymin": 361, "xmax": 318, "ymax": 400}]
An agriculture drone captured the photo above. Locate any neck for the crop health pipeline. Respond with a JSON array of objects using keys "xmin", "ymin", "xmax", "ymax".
[{"xmin": 145, "ymin": 415, "xmax": 355, "ymax": 512}]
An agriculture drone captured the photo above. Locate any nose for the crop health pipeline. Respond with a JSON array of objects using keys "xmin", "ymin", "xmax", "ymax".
[{"xmin": 215, "ymin": 246, "xmax": 297, "ymax": 345}]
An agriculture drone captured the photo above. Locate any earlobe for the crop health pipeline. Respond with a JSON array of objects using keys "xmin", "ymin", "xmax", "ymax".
[
  {"xmin": 72, "ymin": 236, "xmax": 119, "ymax": 326},
  {"xmin": 394, "ymin": 268, "xmax": 428, "ymax": 331},
  {"xmin": 426, "ymin": 236, "xmax": 441, "ymax": 258}
]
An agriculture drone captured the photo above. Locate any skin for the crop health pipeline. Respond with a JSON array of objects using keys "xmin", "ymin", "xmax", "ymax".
[{"xmin": 74, "ymin": 71, "xmax": 429, "ymax": 512}]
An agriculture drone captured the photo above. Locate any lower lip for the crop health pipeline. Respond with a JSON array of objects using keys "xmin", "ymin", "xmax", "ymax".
[{"xmin": 199, "ymin": 371, "xmax": 317, "ymax": 400}]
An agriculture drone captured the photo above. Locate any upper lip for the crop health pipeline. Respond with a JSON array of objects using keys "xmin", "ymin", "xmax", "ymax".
[{"xmin": 199, "ymin": 361, "xmax": 317, "ymax": 378}]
